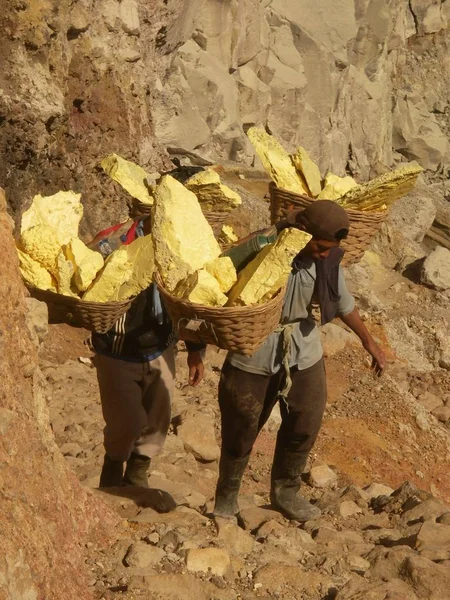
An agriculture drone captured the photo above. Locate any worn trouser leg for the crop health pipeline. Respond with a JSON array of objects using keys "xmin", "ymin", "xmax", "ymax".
[
  {"xmin": 96, "ymin": 347, "xmax": 175, "ymax": 463},
  {"xmin": 271, "ymin": 358, "xmax": 327, "ymax": 521}
]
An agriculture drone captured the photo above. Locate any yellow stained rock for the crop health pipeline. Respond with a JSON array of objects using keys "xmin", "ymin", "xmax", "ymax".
[
  {"xmin": 152, "ymin": 175, "xmax": 221, "ymax": 292},
  {"xmin": 205, "ymin": 256, "xmax": 237, "ymax": 293},
  {"xmin": 337, "ymin": 164, "xmax": 423, "ymax": 212},
  {"xmin": 291, "ymin": 147, "xmax": 322, "ymax": 197},
  {"xmin": 117, "ymin": 234, "xmax": 155, "ymax": 300},
  {"xmin": 17, "ymin": 225, "xmax": 62, "ymax": 275},
  {"xmin": 101, "ymin": 154, "xmax": 153, "ymax": 205},
  {"xmin": 185, "ymin": 170, "xmax": 241, "ymax": 212},
  {"xmin": 220, "ymin": 225, "xmax": 238, "ymax": 243},
  {"xmin": 247, "ymin": 127, "xmax": 308, "ymax": 194},
  {"xmin": 83, "ymin": 248, "xmax": 132, "ymax": 302},
  {"xmin": 173, "ymin": 269, "xmax": 228, "ymax": 307},
  {"xmin": 227, "ymin": 228, "xmax": 311, "ymax": 306},
  {"xmin": 55, "ymin": 251, "xmax": 77, "ymax": 297},
  {"xmin": 65, "ymin": 238, "xmax": 104, "ymax": 293},
  {"xmin": 17, "ymin": 249, "xmax": 56, "ymax": 292},
  {"xmin": 317, "ymin": 173, "xmax": 358, "ymax": 200},
  {"xmin": 21, "ymin": 191, "xmax": 83, "ymax": 246}
]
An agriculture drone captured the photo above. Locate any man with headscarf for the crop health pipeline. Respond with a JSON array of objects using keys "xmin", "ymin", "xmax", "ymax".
[{"xmin": 213, "ymin": 200, "xmax": 385, "ymax": 522}]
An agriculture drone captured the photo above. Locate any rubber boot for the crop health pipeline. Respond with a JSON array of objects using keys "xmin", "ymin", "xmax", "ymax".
[
  {"xmin": 123, "ymin": 453, "xmax": 151, "ymax": 487},
  {"xmin": 213, "ymin": 451, "xmax": 250, "ymax": 518},
  {"xmin": 270, "ymin": 447, "xmax": 321, "ymax": 522},
  {"xmin": 99, "ymin": 454, "xmax": 124, "ymax": 487}
]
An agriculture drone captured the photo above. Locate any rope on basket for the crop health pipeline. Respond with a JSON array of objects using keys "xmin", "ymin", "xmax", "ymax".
[{"xmin": 177, "ymin": 316, "xmax": 220, "ymax": 344}]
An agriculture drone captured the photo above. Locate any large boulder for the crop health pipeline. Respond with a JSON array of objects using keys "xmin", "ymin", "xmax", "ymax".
[{"xmin": 421, "ymin": 246, "xmax": 450, "ymax": 291}]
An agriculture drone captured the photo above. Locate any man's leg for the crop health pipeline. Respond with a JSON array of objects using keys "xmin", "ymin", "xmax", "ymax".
[
  {"xmin": 271, "ymin": 358, "xmax": 327, "ymax": 521},
  {"xmin": 124, "ymin": 346, "xmax": 175, "ymax": 487},
  {"xmin": 95, "ymin": 354, "xmax": 147, "ymax": 486},
  {"xmin": 214, "ymin": 362, "xmax": 271, "ymax": 517}
]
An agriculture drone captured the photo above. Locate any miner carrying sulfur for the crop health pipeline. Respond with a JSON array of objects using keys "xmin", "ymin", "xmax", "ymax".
[{"xmin": 213, "ymin": 200, "xmax": 386, "ymax": 522}]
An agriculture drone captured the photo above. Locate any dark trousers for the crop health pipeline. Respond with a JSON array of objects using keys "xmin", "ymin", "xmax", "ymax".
[{"xmin": 218, "ymin": 358, "xmax": 327, "ymax": 462}]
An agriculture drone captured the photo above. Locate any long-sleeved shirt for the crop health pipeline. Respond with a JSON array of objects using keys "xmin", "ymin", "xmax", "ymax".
[{"xmin": 227, "ymin": 257, "xmax": 355, "ymax": 375}]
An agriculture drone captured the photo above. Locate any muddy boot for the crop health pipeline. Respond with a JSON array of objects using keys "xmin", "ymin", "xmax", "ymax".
[
  {"xmin": 270, "ymin": 448, "xmax": 321, "ymax": 522},
  {"xmin": 123, "ymin": 453, "xmax": 151, "ymax": 487},
  {"xmin": 99, "ymin": 454, "xmax": 124, "ymax": 487},
  {"xmin": 213, "ymin": 451, "xmax": 250, "ymax": 518}
]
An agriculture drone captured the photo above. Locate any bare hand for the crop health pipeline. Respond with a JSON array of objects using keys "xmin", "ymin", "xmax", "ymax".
[
  {"xmin": 363, "ymin": 340, "xmax": 386, "ymax": 377},
  {"xmin": 187, "ymin": 351, "xmax": 205, "ymax": 386}
]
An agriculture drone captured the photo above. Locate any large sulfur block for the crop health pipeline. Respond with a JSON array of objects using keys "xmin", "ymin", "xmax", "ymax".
[
  {"xmin": 317, "ymin": 173, "xmax": 358, "ymax": 200},
  {"xmin": 205, "ymin": 256, "xmax": 237, "ymax": 293},
  {"xmin": 21, "ymin": 191, "xmax": 83, "ymax": 245},
  {"xmin": 173, "ymin": 269, "xmax": 228, "ymax": 306},
  {"xmin": 65, "ymin": 238, "xmax": 104, "ymax": 293},
  {"xmin": 17, "ymin": 225, "xmax": 62, "ymax": 275},
  {"xmin": 101, "ymin": 154, "xmax": 153, "ymax": 205},
  {"xmin": 117, "ymin": 234, "xmax": 155, "ymax": 300},
  {"xmin": 152, "ymin": 175, "xmax": 221, "ymax": 292},
  {"xmin": 17, "ymin": 249, "xmax": 56, "ymax": 292},
  {"xmin": 83, "ymin": 248, "xmax": 132, "ymax": 302},
  {"xmin": 291, "ymin": 147, "xmax": 322, "ymax": 197},
  {"xmin": 247, "ymin": 127, "xmax": 308, "ymax": 194},
  {"xmin": 185, "ymin": 169, "xmax": 241, "ymax": 212},
  {"xmin": 227, "ymin": 228, "xmax": 311, "ymax": 306}
]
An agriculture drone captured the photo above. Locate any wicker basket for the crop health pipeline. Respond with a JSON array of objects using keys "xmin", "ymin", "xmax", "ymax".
[
  {"xmin": 131, "ymin": 199, "xmax": 228, "ymax": 236},
  {"xmin": 155, "ymin": 274, "xmax": 284, "ymax": 357},
  {"xmin": 26, "ymin": 285, "xmax": 133, "ymax": 334},
  {"xmin": 269, "ymin": 183, "xmax": 387, "ymax": 265}
]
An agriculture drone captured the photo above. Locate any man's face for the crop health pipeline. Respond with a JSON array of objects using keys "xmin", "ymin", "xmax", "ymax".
[{"xmin": 304, "ymin": 237, "xmax": 340, "ymax": 260}]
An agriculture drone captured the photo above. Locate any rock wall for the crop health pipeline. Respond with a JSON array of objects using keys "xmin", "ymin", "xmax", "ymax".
[
  {"xmin": 1, "ymin": 0, "xmax": 450, "ymax": 234},
  {"xmin": 0, "ymin": 188, "xmax": 117, "ymax": 599}
]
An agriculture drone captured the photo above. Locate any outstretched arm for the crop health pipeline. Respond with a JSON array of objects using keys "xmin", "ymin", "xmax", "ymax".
[{"xmin": 339, "ymin": 308, "xmax": 386, "ymax": 376}]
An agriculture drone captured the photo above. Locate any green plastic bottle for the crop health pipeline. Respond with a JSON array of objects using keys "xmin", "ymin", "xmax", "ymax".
[{"xmin": 221, "ymin": 231, "xmax": 278, "ymax": 271}]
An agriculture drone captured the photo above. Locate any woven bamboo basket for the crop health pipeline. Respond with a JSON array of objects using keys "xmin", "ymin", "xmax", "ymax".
[
  {"xmin": 155, "ymin": 274, "xmax": 284, "ymax": 356},
  {"xmin": 131, "ymin": 199, "xmax": 228, "ymax": 236},
  {"xmin": 269, "ymin": 183, "xmax": 387, "ymax": 265},
  {"xmin": 26, "ymin": 285, "xmax": 133, "ymax": 334}
]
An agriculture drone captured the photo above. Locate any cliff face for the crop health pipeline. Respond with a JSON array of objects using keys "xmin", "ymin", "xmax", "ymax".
[
  {"xmin": 1, "ymin": 0, "xmax": 450, "ymax": 236},
  {"xmin": 0, "ymin": 188, "xmax": 117, "ymax": 600}
]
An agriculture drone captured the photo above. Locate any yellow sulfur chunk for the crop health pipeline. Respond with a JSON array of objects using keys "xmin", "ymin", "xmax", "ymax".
[
  {"xmin": 117, "ymin": 234, "xmax": 155, "ymax": 300},
  {"xmin": 17, "ymin": 249, "xmax": 56, "ymax": 292},
  {"xmin": 220, "ymin": 225, "xmax": 238, "ymax": 243},
  {"xmin": 247, "ymin": 127, "xmax": 308, "ymax": 194},
  {"xmin": 101, "ymin": 154, "xmax": 153, "ymax": 205},
  {"xmin": 55, "ymin": 251, "xmax": 77, "ymax": 297},
  {"xmin": 205, "ymin": 256, "xmax": 237, "ymax": 294},
  {"xmin": 173, "ymin": 269, "xmax": 228, "ymax": 306},
  {"xmin": 227, "ymin": 228, "xmax": 311, "ymax": 306},
  {"xmin": 17, "ymin": 225, "xmax": 62, "ymax": 275},
  {"xmin": 317, "ymin": 173, "xmax": 358, "ymax": 200},
  {"xmin": 185, "ymin": 170, "xmax": 241, "ymax": 212},
  {"xmin": 152, "ymin": 175, "xmax": 221, "ymax": 292},
  {"xmin": 21, "ymin": 191, "xmax": 83, "ymax": 246},
  {"xmin": 336, "ymin": 164, "xmax": 423, "ymax": 212},
  {"xmin": 65, "ymin": 238, "xmax": 104, "ymax": 293},
  {"xmin": 83, "ymin": 248, "xmax": 132, "ymax": 302},
  {"xmin": 291, "ymin": 147, "xmax": 322, "ymax": 197}
]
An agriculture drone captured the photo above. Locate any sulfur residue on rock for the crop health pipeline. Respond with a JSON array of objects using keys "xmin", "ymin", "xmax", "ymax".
[
  {"xmin": 317, "ymin": 173, "xmax": 358, "ymax": 200},
  {"xmin": 117, "ymin": 234, "xmax": 155, "ymax": 300},
  {"xmin": 152, "ymin": 175, "xmax": 221, "ymax": 292},
  {"xmin": 65, "ymin": 238, "xmax": 104, "ymax": 292},
  {"xmin": 55, "ymin": 252, "xmax": 77, "ymax": 297},
  {"xmin": 83, "ymin": 248, "xmax": 132, "ymax": 302},
  {"xmin": 205, "ymin": 256, "xmax": 237, "ymax": 293},
  {"xmin": 247, "ymin": 127, "xmax": 308, "ymax": 195},
  {"xmin": 101, "ymin": 154, "xmax": 153, "ymax": 205},
  {"xmin": 221, "ymin": 225, "xmax": 238, "ymax": 243},
  {"xmin": 185, "ymin": 169, "xmax": 241, "ymax": 212},
  {"xmin": 17, "ymin": 225, "xmax": 61, "ymax": 276},
  {"xmin": 21, "ymin": 191, "xmax": 83, "ymax": 245},
  {"xmin": 227, "ymin": 228, "xmax": 311, "ymax": 306},
  {"xmin": 17, "ymin": 249, "xmax": 56, "ymax": 292},
  {"xmin": 174, "ymin": 269, "xmax": 228, "ymax": 306},
  {"xmin": 337, "ymin": 164, "xmax": 423, "ymax": 212},
  {"xmin": 291, "ymin": 147, "xmax": 322, "ymax": 197}
]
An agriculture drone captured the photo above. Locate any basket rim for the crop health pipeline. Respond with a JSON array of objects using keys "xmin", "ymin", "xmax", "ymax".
[{"xmin": 25, "ymin": 283, "xmax": 134, "ymax": 309}]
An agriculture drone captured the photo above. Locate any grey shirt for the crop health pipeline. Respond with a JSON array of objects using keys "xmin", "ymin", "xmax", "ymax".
[{"xmin": 227, "ymin": 258, "xmax": 355, "ymax": 375}]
